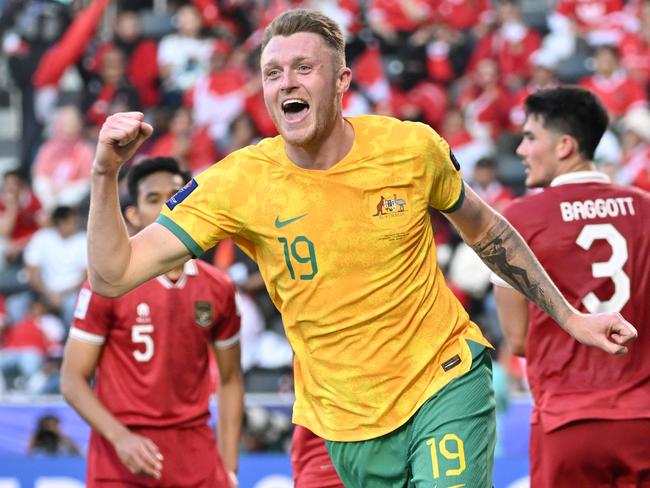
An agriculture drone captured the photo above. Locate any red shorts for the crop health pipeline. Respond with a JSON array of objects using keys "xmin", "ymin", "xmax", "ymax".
[
  {"xmin": 291, "ymin": 425, "xmax": 344, "ymax": 488},
  {"xmin": 87, "ymin": 424, "xmax": 229, "ymax": 487},
  {"xmin": 530, "ymin": 418, "xmax": 650, "ymax": 488}
]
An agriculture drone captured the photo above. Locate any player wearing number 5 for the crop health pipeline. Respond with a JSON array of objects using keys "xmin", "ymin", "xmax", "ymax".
[
  {"xmin": 85, "ymin": 10, "xmax": 636, "ymax": 488},
  {"xmin": 61, "ymin": 157, "xmax": 243, "ymax": 487},
  {"xmin": 493, "ymin": 87, "xmax": 650, "ymax": 487}
]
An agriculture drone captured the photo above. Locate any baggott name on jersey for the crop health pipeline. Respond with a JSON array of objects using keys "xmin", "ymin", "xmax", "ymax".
[{"xmin": 560, "ymin": 196, "xmax": 636, "ymax": 222}]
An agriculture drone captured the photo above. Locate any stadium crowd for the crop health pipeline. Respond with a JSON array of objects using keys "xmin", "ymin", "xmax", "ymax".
[{"xmin": 1, "ymin": 0, "xmax": 649, "ymax": 454}]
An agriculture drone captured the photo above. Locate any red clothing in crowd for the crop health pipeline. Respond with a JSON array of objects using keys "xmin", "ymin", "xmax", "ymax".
[
  {"xmin": 88, "ymin": 40, "xmax": 160, "ymax": 108},
  {"xmin": 148, "ymin": 127, "xmax": 218, "ymax": 174},
  {"xmin": 433, "ymin": 0, "xmax": 494, "ymax": 31},
  {"xmin": 579, "ymin": 72, "xmax": 647, "ymax": 118}
]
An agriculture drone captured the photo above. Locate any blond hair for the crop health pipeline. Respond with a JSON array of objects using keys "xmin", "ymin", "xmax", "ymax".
[{"xmin": 261, "ymin": 9, "xmax": 346, "ymax": 67}]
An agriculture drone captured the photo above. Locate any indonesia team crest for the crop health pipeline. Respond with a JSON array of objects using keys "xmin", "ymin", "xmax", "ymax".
[{"xmin": 194, "ymin": 301, "xmax": 213, "ymax": 328}]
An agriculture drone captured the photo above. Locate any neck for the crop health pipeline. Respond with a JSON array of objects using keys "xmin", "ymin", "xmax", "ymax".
[
  {"xmin": 164, "ymin": 265, "xmax": 185, "ymax": 281},
  {"xmin": 285, "ymin": 117, "xmax": 354, "ymax": 170},
  {"xmin": 558, "ymin": 158, "xmax": 596, "ymax": 176}
]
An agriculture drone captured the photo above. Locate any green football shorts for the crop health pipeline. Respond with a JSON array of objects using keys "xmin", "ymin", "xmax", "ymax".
[{"xmin": 326, "ymin": 341, "xmax": 496, "ymax": 488}]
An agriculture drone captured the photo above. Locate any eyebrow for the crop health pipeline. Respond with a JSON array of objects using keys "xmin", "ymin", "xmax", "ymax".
[{"xmin": 262, "ymin": 55, "xmax": 316, "ymax": 70}]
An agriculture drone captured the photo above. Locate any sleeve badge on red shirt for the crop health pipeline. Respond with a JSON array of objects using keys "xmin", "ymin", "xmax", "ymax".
[{"xmin": 194, "ymin": 301, "xmax": 213, "ymax": 328}]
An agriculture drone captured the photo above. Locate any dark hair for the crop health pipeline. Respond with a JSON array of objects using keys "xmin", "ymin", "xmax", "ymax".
[
  {"xmin": 475, "ymin": 157, "xmax": 497, "ymax": 170},
  {"xmin": 261, "ymin": 9, "xmax": 346, "ymax": 67},
  {"xmin": 524, "ymin": 86, "xmax": 609, "ymax": 161},
  {"xmin": 3, "ymin": 168, "xmax": 30, "ymax": 183},
  {"xmin": 51, "ymin": 206, "xmax": 77, "ymax": 224},
  {"xmin": 126, "ymin": 157, "xmax": 190, "ymax": 203}
]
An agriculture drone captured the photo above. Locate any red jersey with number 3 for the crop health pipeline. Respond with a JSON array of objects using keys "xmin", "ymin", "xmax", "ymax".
[
  {"xmin": 502, "ymin": 172, "xmax": 650, "ymax": 432},
  {"xmin": 69, "ymin": 260, "xmax": 240, "ymax": 428}
]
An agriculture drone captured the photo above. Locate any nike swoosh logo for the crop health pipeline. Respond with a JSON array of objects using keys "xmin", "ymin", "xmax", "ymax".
[{"xmin": 275, "ymin": 214, "xmax": 307, "ymax": 228}]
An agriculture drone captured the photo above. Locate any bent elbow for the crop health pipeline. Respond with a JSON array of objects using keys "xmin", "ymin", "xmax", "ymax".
[{"xmin": 88, "ymin": 275, "xmax": 128, "ymax": 298}]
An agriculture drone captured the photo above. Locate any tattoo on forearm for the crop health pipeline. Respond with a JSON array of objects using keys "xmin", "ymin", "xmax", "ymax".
[{"xmin": 470, "ymin": 219, "xmax": 562, "ymax": 321}]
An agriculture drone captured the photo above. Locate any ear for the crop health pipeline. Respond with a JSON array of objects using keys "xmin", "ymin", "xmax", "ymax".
[
  {"xmin": 124, "ymin": 206, "xmax": 141, "ymax": 228},
  {"xmin": 337, "ymin": 66, "xmax": 352, "ymax": 96},
  {"xmin": 556, "ymin": 134, "xmax": 576, "ymax": 160}
]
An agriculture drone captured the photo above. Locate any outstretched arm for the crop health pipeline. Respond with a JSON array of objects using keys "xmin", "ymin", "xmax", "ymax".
[
  {"xmin": 444, "ymin": 184, "xmax": 637, "ymax": 354},
  {"xmin": 88, "ymin": 112, "xmax": 191, "ymax": 297}
]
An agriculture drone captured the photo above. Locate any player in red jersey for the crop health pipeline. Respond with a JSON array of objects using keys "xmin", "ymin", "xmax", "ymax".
[
  {"xmin": 60, "ymin": 157, "xmax": 243, "ymax": 487},
  {"xmin": 493, "ymin": 87, "xmax": 650, "ymax": 487},
  {"xmin": 291, "ymin": 425, "xmax": 343, "ymax": 488}
]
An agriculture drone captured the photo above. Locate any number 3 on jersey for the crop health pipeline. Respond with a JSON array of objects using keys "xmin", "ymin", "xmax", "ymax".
[
  {"xmin": 278, "ymin": 236, "xmax": 319, "ymax": 280},
  {"xmin": 576, "ymin": 223, "xmax": 630, "ymax": 313}
]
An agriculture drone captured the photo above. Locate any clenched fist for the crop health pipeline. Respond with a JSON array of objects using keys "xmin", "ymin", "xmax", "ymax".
[{"xmin": 93, "ymin": 112, "xmax": 153, "ymax": 175}]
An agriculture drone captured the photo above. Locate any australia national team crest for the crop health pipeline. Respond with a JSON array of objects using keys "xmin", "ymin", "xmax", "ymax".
[
  {"xmin": 369, "ymin": 191, "xmax": 410, "ymax": 230},
  {"xmin": 194, "ymin": 301, "xmax": 213, "ymax": 328}
]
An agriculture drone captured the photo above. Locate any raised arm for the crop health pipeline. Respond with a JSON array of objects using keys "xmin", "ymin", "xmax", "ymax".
[
  {"xmin": 88, "ymin": 112, "xmax": 191, "ymax": 297},
  {"xmin": 444, "ymin": 184, "xmax": 637, "ymax": 355}
]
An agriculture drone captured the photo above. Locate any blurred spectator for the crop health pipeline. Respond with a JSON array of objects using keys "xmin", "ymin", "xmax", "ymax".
[
  {"xmin": 619, "ymin": 0, "xmax": 650, "ymax": 92},
  {"xmin": 470, "ymin": 157, "xmax": 515, "ymax": 213},
  {"xmin": 0, "ymin": 169, "xmax": 43, "ymax": 268},
  {"xmin": 83, "ymin": 9, "xmax": 160, "ymax": 108},
  {"xmin": 439, "ymin": 106, "xmax": 494, "ymax": 177},
  {"xmin": 10, "ymin": 206, "xmax": 87, "ymax": 327},
  {"xmin": 619, "ymin": 107, "xmax": 650, "ymax": 191},
  {"xmin": 189, "ymin": 39, "xmax": 255, "ymax": 153},
  {"xmin": 81, "ymin": 48, "xmax": 141, "ymax": 133},
  {"xmin": 509, "ymin": 50, "xmax": 561, "ymax": 129},
  {"xmin": 342, "ymin": 83, "xmax": 372, "ymax": 116},
  {"xmin": 157, "ymin": 4, "xmax": 213, "ymax": 105},
  {"xmin": 224, "ymin": 114, "xmax": 262, "ymax": 156},
  {"xmin": 2, "ymin": 0, "xmax": 71, "ymax": 170},
  {"xmin": 32, "ymin": 106, "xmax": 93, "ymax": 212},
  {"xmin": 148, "ymin": 107, "xmax": 217, "ymax": 174},
  {"xmin": 467, "ymin": 0, "xmax": 541, "ymax": 91},
  {"xmin": 458, "ymin": 58, "xmax": 511, "ymax": 142},
  {"xmin": 542, "ymin": 0, "xmax": 633, "ymax": 61},
  {"xmin": 0, "ymin": 296, "xmax": 64, "ymax": 391},
  {"xmin": 27, "ymin": 414, "xmax": 81, "ymax": 455},
  {"xmin": 579, "ymin": 44, "xmax": 648, "ymax": 121},
  {"xmin": 366, "ymin": 0, "xmax": 432, "ymax": 89}
]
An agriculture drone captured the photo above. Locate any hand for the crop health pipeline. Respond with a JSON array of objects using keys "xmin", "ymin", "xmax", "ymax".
[
  {"xmin": 94, "ymin": 112, "xmax": 153, "ymax": 175},
  {"xmin": 564, "ymin": 312, "xmax": 638, "ymax": 355},
  {"xmin": 113, "ymin": 430, "xmax": 163, "ymax": 479}
]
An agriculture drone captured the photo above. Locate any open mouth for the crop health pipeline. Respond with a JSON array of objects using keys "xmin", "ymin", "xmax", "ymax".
[{"xmin": 282, "ymin": 98, "xmax": 310, "ymax": 123}]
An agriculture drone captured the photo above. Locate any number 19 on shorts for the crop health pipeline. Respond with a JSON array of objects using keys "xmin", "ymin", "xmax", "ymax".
[{"xmin": 427, "ymin": 434, "xmax": 466, "ymax": 480}]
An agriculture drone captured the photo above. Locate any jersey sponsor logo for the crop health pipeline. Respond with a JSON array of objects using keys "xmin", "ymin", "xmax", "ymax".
[
  {"xmin": 165, "ymin": 178, "xmax": 198, "ymax": 210},
  {"xmin": 73, "ymin": 288, "xmax": 92, "ymax": 320},
  {"xmin": 449, "ymin": 149, "xmax": 460, "ymax": 171},
  {"xmin": 136, "ymin": 302, "xmax": 151, "ymax": 323},
  {"xmin": 274, "ymin": 214, "xmax": 307, "ymax": 228},
  {"xmin": 195, "ymin": 301, "xmax": 213, "ymax": 327},
  {"xmin": 372, "ymin": 193, "xmax": 408, "ymax": 218}
]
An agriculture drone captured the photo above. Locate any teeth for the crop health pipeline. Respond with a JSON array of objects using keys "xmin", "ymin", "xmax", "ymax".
[{"xmin": 282, "ymin": 99, "xmax": 307, "ymax": 107}]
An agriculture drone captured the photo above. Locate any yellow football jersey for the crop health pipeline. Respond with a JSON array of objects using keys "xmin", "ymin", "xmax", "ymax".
[{"xmin": 158, "ymin": 115, "xmax": 491, "ymax": 441}]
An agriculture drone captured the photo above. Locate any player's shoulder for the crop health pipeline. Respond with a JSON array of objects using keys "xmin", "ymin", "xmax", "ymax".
[{"xmin": 350, "ymin": 115, "xmax": 442, "ymax": 152}]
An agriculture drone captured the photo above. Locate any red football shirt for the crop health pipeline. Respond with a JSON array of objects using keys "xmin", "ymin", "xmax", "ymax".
[
  {"xmin": 70, "ymin": 260, "xmax": 240, "ymax": 428},
  {"xmin": 502, "ymin": 171, "xmax": 650, "ymax": 432}
]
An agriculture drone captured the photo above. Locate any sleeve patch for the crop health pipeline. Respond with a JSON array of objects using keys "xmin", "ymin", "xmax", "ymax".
[
  {"xmin": 166, "ymin": 178, "xmax": 198, "ymax": 210},
  {"xmin": 73, "ymin": 288, "xmax": 92, "ymax": 320}
]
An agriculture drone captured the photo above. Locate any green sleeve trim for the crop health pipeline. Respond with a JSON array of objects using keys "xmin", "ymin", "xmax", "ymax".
[
  {"xmin": 441, "ymin": 180, "xmax": 465, "ymax": 214},
  {"xmin": 156, "ymin": 214, "xmax": 204, "ymax": 257}
]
